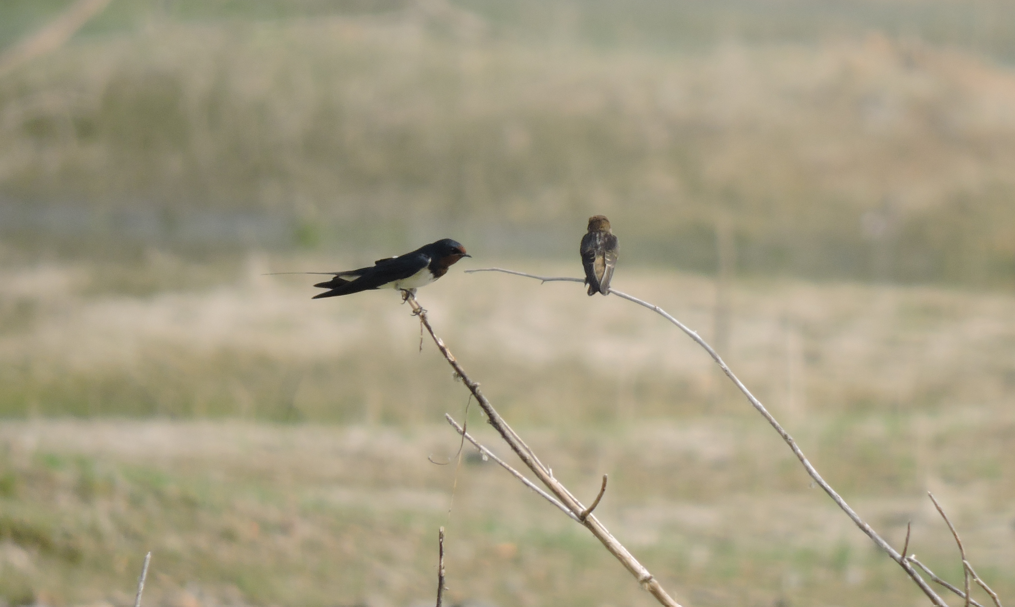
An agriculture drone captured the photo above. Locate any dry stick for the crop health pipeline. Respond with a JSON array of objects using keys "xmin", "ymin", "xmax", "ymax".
[
  {"xmin": 465, "ymin": 267, "xmax": 951, "ymax": 607},
  {"xmin": 928, "ymin": 493, "xmax": 1003, "ymax": 607},
  {"xmin": 406, "ymin": 294, "xmax": 683, "ymax": 607},
  {"xmin": 0, "ymin": 0, "xmax": 113, "ymax": 77},
  {"xmin": 929, "ymin": 493, "xmax": 972, "ymax": 607},
  {"xmin": 134, "ymin": 552, "xmax": 151, "ymax": 607},
  {"xmin": 446, "ymin": 414, "xmax": 580, "ymax": 522},
  {"xmin": 435, "ymin": 527, "xmax": 446, "ymax": 607},
  {"xmin": 909, "ymin": 557, "xmax": 986, "ymax": 607},
  {"xmin": 581, "ymin": 475, "xmax": 609, "ymax": 521},
  {"xmin": 966, "ymin": 562, "xmax": 1003, "ymax": 607}
]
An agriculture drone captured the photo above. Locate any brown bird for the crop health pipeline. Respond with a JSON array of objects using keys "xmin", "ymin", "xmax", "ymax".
[{"xmin": 580, "ymin": 215, "xmax": 619, "ymax": 296}]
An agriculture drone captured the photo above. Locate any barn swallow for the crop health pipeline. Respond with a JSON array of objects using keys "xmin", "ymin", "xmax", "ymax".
[
  {"xmin": 309, "ymin": 239, "xmax": 470, "ymax": 299},
  {"xmin": 580, "ymin": 215, "xmax": 618, "ymax": 296}
]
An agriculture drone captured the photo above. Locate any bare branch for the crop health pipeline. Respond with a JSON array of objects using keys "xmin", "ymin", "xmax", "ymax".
[
  {"xmin": 580, "ymin": 475, "xmax": 609, "ymax": 522},
  {"xmin": 465, "ymin": 270, "xmax": 950, "ymax": 607},
  {"xmin": 465, "ymin": 268, "xmax": 585, "ymax": 284},
  {"xmin": 966, "ymin": 562, "xmax": 1003, "ymax": 607},
  {"xmin": 0, "ymin": 0, "xmax": 113, "ymax": 78},
  {"xmin": 134, "ymin": 552, "xmax": 151, "ymax": 607},
  {"xmin": 902, "ymin": 521, "xmax": 912, "ymax": 561},
  {"xmin": 445, "ymin": 414, "xmax": 580, "ymax": 522},
  {"xmin": 408, "ymin": 293, "xmax": 683, "ymax": 607},
  {"xmin": 928, "ymin": 494, "xmax": 1004, "ymax": 607},
  {"xmin": 910, "ymin": 557, "xmax": 985, "ymax": 607},
  {"xmin": 435, "ymin": 527, "xmax": 446, "ymax": 607},
  {"xmin": 929, "ymin": 493, "xmax": 971, "ymax": 607}
]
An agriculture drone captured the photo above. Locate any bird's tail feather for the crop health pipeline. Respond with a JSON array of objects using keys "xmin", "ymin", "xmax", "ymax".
[{"xmin": 314, "ymin": 277, "xmax": 352, "ymax": 289}]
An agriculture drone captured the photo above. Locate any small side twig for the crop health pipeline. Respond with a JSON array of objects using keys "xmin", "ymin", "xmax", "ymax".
[
  {"xmin": 928, "ymin": 493, "xmax": 1003, "ymax": 607},
  {"xmin": 446, "ymin": 414, "xmax": 579, "ymax": 522},
  {"xmin": 929, "ymin": 493, "xmax": 971, "ymax": 607},
  {"xmin": 902, "ymin": 521, "xmax": 912, "ymax": 561},
  {"xmin": 465, "ymin": 268, "xmax": 584, "ymax": 285},
  {"xmin": 134, "ymin": 552, "xmax": 151, "ymax": 607},
  {"xmin": 435, "ymin": 527, "xmax": 446, "ymax": 607},
  {"xmin": 910, "ymin": 557, "xmax": 986, "ymax": 607},
  {"xmin": 967, "ymin": 562, "xmax": 1003, "ymax": 607},
  {"xmin": 580, "ymin": 474, "xmax": 609, "ymax": 521}
]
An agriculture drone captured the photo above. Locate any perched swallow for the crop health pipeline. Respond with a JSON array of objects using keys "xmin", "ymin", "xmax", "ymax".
[
  {"xmin": 310, "ymin": 238, "xmax": 470, "ymax": 299},
  {"xmin": 580, "ymin": 215, "xmax": 619, "ymax": 296}
]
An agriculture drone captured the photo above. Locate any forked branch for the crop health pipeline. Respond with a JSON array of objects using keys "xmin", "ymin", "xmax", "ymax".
[
  {"xmin": 924, "ymin": 493, "xmax": 1003, "ymax": 607},
  {"xmin": 407, "ymin": 293, "xmax": 683, "ymax": 607},
  {"xmin": 464, "ymin": 267, "xmax": 951, "ymax": 607},
  {"xmin": 909, "ymin": 558, "xmax": 986, "ymax": 607},
  {"xmin": 446, "ymin": 414, "xmax": 579, "ymax": 522}
]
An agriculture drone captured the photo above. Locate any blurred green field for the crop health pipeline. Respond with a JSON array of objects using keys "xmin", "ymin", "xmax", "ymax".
[
  {"xmin": 2, "ymin": 1, "xmax": 1015, "ymax": 606},
  {"xmin": 3, "ymin": 0, "xmax": 1015, "ymax": 282},
  {"xmin": 1, "ymin": 255, "xmax": 1014, "ymax": 605}
]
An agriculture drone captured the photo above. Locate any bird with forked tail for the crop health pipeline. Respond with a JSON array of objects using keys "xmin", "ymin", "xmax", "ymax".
[
  {"xmin": 580, "ymin": 215, "xmax": 618, "ymax": 296},
  {"xmin": 307, "ymin": 238, "xmax": 470, "ymax": 299}
]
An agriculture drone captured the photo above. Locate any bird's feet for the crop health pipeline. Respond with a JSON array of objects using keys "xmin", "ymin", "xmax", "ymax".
[{"xmin": 401, "ymin": 289, "xmax": 426, "ymax": 315}]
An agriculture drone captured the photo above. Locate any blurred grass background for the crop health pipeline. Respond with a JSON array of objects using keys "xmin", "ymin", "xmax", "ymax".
[
  {"xmin": 3, "ymin": 0, "xmax": 1015, "ymax": 282},
  {"xmin": 1, "ymin": 0, "xmax": 1015, "ymax": 606}
]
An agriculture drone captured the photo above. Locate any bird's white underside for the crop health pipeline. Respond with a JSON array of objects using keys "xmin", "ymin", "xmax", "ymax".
[{"xmin": 389, "ymin": 266, "xmax": 436, "ymax": 290}]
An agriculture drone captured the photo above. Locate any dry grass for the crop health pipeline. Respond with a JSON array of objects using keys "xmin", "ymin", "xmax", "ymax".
[
  {"xmin": 2, "ymin": 2, "xmax": 1015, "ymax": 604},
  {"xmin": 0, "ymin": 254, "xmax": 1013, "ymax": 605},
  {"xmin": 3, "ymin": 2, "xmax": 1015, "ymax": 282}
]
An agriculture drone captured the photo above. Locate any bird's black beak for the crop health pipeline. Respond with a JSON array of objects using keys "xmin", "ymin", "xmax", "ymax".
[{"xmin": 462, "ymin": 253, "xmax": 472, "ymax": 258}]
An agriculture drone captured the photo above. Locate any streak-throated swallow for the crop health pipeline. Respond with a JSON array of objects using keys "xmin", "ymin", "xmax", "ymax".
[
  {"xmin": 580, "ymin": 215, "xmax": 618, "ymax": 296},
  {"xmin": 309, "ymin": 239, "xmax": 470, "ymax": 299}
]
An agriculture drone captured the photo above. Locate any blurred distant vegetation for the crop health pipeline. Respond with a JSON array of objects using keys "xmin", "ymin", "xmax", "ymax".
[
  {"xmin": 2, "ymin": 0, "xmax": 1015, "ymax": 285},
  {"xmin": 3, "ymin": 5, "xmax": 1015, "ymax": 604}
]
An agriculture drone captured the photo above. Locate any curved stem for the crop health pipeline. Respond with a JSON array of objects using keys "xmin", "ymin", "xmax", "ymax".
[{"xmin": 466, "ymin": 268, "xmax": 950, "ymax": 607}]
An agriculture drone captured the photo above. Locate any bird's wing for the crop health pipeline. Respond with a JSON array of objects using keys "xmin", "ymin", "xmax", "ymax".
[
  {"xmin": 313, "ymin": 253, "xmax": 430, "ymax": 298},
  {"xmin": 580, "ymin": 232, "xmax": 601, "ymax": 295},
  {"xmin": 598, "ymin": 234, "xmax": 619, "ymax": 294}
]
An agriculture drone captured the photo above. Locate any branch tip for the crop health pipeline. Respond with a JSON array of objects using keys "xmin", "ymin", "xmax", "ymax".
[
  {"xmin": 435, "ymin": 527, "xmax": 446, "ymax": 607},
  {"xmin": 901, "ymin": 521, "xmax": 912, "ymax": 562},
  {"xmin": 580, "ymin": 474, "xmax": 609, "ymax": 522},
  {"xmin": 133, "ymin": 551, "xmax": 151, "ymax": 607}
]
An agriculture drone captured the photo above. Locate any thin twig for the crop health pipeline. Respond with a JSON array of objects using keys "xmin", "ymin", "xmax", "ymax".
[
  {"xmin": 0, "ymin": 0, "xmax": 113, "ymax": 77},
  {"xmin": 910, "ymin": 557, "xmax": 985, "ymax": 607},
  {"xmin": 580, "ymin": 475, "xmax": 609, "ymax": 521},
  {"xmin": 408, "ymin": 293, "xmax": 682, "ymax": 607},
  {"xmin": 134, "ymin": 552, "xmax": 151, "ymax": 607},
  {"xmin": 435, "ymin": 527, "xmax": 446, "ymax": 607},
  {"xmin": 929, "ymin": 493, "xmax": 971, "ymax": 607},
  {"xmin": 927, "ymin": 494, "xmax": 1002, "ymax": 607},
  {"xmin": 465, "ymin": 268, "xmax": 585, "ymax": 284},
  {"xmin": 966, "ymin": 562, "xmax": 1003, "ymax": 607},
  {"xmin": 446, "ymin": 414, "xmax": 579, "ymax": 522},
  {"xmin": 467, "ymin": 268, "xmax": 950, "ymax": 607},
  {"xmin": 902, "ymin": 521, "xmax": 912, "ymax": 560}
]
